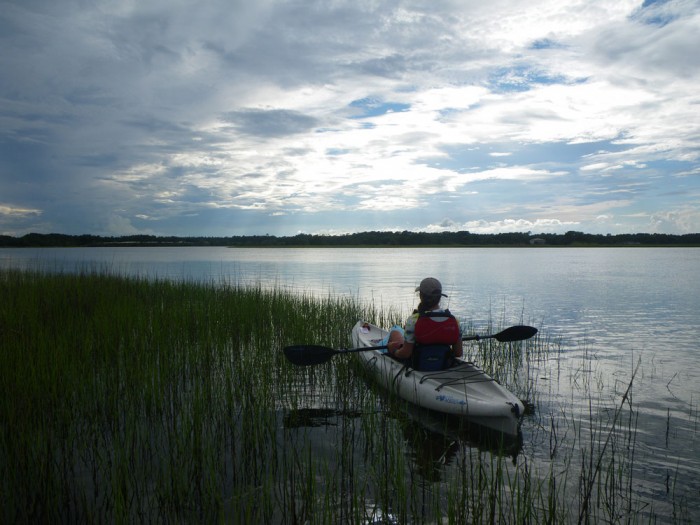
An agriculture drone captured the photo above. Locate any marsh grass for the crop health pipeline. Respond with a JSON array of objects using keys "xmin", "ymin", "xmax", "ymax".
[{"xmin": 0, "ymin": 269, "xmax": 690, "ymax": 523}]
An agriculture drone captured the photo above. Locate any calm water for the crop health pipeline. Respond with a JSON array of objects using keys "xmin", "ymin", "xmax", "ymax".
[{"xmin": 2, "ymin": 246, "xmax": 699, "ymax": 520}]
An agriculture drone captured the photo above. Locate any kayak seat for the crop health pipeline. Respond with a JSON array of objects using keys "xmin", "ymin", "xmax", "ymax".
[{"xmin": 411, "ymin": 344, "xmax": 453, "ymax": 371}]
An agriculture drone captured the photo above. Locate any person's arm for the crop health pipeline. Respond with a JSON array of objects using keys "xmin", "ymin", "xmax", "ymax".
[
  {"xmin": 452, "ymin": 340, "xmax": 463, "ymax": 358},
  {"xmin": 386, "ymin": 329, "xmax": 405, "ymax": 355},
  {"xmin": 392, "ymin": 340, "xmax": 412, "ymax": 359},
  {"xmin": 390, "ymin": 315, "xmax": 415, "ymax": 359},
  {"xmin": 451, "ymin": 317, "xmax": 463, "ymax": 358}
]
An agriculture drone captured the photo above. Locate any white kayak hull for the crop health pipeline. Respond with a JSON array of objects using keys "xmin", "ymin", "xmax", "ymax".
[{"xmin": 352, "ymin": 321, "xmax": 524, "ymax": 437}]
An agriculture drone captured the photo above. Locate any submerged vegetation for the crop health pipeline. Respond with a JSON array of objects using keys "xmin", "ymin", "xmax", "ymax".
[{"xmin": 0, "ymin": 270, "xmax": 693, "ymax": 523}]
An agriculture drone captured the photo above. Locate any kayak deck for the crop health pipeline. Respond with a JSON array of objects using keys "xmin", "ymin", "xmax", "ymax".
[{"xmin": 352, "ymin": 321, "xmax": 524, "ymax": 436}]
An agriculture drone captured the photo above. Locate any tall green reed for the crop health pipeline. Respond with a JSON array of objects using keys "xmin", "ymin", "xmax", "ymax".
[
  {"xmin": 0, "ymin": 269, "xmax": 361, "ymax": 522},
  {"xmin": 0, "ymin": 269, "xmax": 690, "ymax": 523}
]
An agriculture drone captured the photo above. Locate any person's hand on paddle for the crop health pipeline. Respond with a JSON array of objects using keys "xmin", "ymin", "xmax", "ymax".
[{"xmin": 387, "ymin": 341, "xmax": 403, "ymax": 354}]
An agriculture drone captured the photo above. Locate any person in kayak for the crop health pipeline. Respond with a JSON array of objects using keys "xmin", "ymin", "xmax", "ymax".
[{"xmin": 387, "ymin": 277, "xmax": 463, "ymax": 370}]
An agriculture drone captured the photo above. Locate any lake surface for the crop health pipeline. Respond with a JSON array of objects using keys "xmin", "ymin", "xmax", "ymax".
[{"xmin": 2, "ymin": 246, "xmax": 699, "ymax": 520}]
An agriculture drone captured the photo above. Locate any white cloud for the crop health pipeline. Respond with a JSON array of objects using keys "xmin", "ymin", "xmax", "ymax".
[
  {"xmin": 0, "ymin": 204, "xmax": 42, "ymax": 217},
  {"xmin": 649, "ymin": 207, "xmax": 700, "ymax": 234},
  {"xmin": 425, "ymin": 218, "xmax": 580, "ymax": 234},
  {"xmin": 1, "ymin": 0, "xmax": 698, "ymax": 236}
]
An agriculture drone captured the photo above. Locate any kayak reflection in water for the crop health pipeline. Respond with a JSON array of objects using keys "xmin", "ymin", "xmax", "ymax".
[{"xmin": 385, "ymin": 277, "xmax": 464, "ymax": 371}]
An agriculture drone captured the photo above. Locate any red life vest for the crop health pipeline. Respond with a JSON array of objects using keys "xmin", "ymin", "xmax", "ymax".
[{"xmin": 412, "ymin": 310, "xmax": 460, "ymax": 370}]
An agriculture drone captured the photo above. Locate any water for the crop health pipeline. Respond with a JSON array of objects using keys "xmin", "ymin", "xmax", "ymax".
[{"xmin": 2, "ymin": 246, "xmax": 699, "ymax": 520}]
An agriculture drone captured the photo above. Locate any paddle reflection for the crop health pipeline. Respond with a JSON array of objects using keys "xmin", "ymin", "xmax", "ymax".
[{"xmin": 283, "ymin": 407, "xmax": 363, "ymax": 428}]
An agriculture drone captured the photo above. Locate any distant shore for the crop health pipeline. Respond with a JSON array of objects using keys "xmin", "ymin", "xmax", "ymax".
[{"xmin": 2, "ymin": 231, "xmax": 700, "ymax": 248}]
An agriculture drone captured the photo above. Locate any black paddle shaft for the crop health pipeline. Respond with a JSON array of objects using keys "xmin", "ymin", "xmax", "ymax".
[
  {"xmin": 283, "ymin": 344, "xmax": 388, "ymax": 366},
  {"xmin": 283, "ymin": 325, "xmax": 537, "ymax": 367}
]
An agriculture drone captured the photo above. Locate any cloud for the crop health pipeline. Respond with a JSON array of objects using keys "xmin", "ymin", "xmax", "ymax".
[
  {"xmin": 425, "ymin": 218, "xmax": 580, "ymax": 234},
  {"xmin": 106, "ymin": 215, "xmax": 145, "ymax": 236},
  {"xmin": 649, "ymin": 206, "xmax": 700, "ymax": 234},
  {"xmin": 221, "ymin": 109, "xmax": 320, "ymax": 137},
  {"xmin": 0, "ymin": 0, "xmax": 698, "ymax": 236},
  {"xmin": 0, "ymin": 203, "xmax": 44, "ymax": 236},
  {"xmin": 0, "ymin": 204, "xmax": 42, "ymax": 217}
]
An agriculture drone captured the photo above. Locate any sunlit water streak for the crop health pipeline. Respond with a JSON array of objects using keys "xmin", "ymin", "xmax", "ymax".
[{"xmin": 2, "ymin": 246, "xmax": 699, "ymax": 521}]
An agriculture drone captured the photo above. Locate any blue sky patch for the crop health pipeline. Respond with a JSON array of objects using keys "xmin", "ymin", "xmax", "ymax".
[
  {"xmin": 326, "ymin": 148, "xmax": 350, "ymax": 156},
  {"xmin": 420, "ymin": 140, "xmax": 630, "ymax": 172},
  {"xmin": 488, "ymin": 66, "xmax": 568, "ymax": 93},
  {"xmin": 634, "ymin": 0, "xmax": 677, "ymax": 26},
  {"xmin": 529, "ymin": 38, "xmax": 564, "ymax": 50},
  {"xmin": 349, "ymin": 98, "xmax": 411, "ymax": 119}
]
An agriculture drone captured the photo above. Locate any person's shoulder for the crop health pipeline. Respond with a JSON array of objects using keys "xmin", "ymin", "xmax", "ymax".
[
  {"xmin": 425, "ymin": 308, "xmax": 453, "ymax": 316},
  {"xmin": 430, "ymin": 309, "xmax": 460, "ymax": 324},
  {"xmin": 443, "ymin": 309, "xmax": 460, "ymax": 322}
]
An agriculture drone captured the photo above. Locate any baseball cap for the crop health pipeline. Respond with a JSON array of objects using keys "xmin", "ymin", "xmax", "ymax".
[{"xmin": 415, "ymin": 277, "xmax": 447, "ymax": 298}]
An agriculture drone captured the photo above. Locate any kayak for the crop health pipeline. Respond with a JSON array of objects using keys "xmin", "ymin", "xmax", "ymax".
[{"xmin": 351, "ymin": 320, "xmax": 525, "ymax": 437}]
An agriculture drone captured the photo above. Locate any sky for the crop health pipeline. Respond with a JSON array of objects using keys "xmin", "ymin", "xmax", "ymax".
[{"xmin": 1, "ymin": 0, "xmax": 699, "ymax": 237}]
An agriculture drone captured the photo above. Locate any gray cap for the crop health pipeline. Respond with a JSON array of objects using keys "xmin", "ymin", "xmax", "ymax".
[{"xmin": 415, "ymin": 277, "xmax": 447, "ymax": 298}]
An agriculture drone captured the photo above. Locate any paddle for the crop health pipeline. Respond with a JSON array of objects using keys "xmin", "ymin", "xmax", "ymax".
[
  {"xmin": 462, "ymin": 324, "xmax": 538, "ymax": 343},
  {"xmin": 283, "ymin": 325, "xmax": 537, "ymax": 367}
]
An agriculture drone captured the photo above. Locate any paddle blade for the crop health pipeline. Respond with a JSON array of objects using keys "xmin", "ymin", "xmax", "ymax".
[
  {"xmin": 494, "ymin": 325, "xmax": 538, "ymax": 342},
  {"xmin": 283, "ymin": 345, "xmax": 337, "ymax": 366}
]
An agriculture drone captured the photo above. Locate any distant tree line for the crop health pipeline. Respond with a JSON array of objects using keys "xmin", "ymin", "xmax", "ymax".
[{"xmin": 2, "ymin": 231, "xmax": 700, "ymax": 247}]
